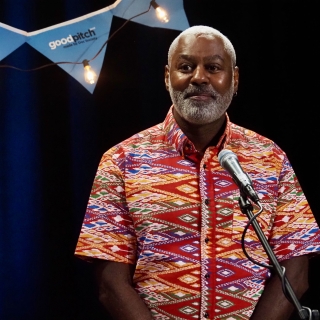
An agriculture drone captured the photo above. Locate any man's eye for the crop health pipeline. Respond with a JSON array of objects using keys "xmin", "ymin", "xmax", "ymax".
[
  {"xmin": 179, "ymin": 64, "xmax": 192, "ymax": 71},
  {"xmin": 207, "ymin": 65, "xmax": 219, "ymax": 72}
]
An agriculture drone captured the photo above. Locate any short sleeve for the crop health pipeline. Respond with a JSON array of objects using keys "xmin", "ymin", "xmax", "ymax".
[
  {"xmin": 269, "ymin": 156, "xmax": 320, "ymax": 262},
  {"xmin": 75, "ymin": 147, "xmax": 137, "ymax": 264}
]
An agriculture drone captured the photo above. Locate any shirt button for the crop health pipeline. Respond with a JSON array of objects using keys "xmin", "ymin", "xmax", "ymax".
[
  {"xmin": 203, "ymin": 164, "xmax": 207, "ymax": 169},
  {"xmin": 205, "ymin": 198, "xmax": 209, "ymax": 205},
  {"xmin": 204, "ymin": 312, "xmax": 209, "ymax": 318},
  {"xmin": 205, "ymin": 237, "xmax": 210, "ymax": 244},
  {"xmin": 205, "ymin": 273, "xmax": 210, "ymax": 279}
]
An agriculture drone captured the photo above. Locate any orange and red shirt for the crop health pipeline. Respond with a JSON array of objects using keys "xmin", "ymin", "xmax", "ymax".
[{"xmin": 75, "ymin": 108, "xmax": 320, "ymax": 319}]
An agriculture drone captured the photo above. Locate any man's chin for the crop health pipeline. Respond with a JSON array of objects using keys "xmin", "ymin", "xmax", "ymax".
[{"xmin": 183, "ymin": 113, "xmax": 215, "ymax": 125}]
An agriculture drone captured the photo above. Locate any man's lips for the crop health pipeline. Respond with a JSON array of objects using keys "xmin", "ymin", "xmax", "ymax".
[{"xmin": 185, "ymin": 92, "xmax": 215, "ymax": 100}]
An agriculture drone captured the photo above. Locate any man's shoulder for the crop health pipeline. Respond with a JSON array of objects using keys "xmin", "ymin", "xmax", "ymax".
[
  {"xmin": 106, "ymin": 122, "xmax": 166, "ymax": 155},
  {"xmin": 230, "ymin": 122, "xmax": 275, "ymax": 144},
  {"xmin": 229, "ymin": 122, "xmax": 285, "ymax": 156}
]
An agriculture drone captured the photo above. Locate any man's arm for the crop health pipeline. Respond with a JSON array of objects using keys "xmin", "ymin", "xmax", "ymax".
[
  {"xmin": 95, "ymin": 260, "xmax": 153, "ymax": 320},
  {"xmin": 251, "ymin": 255, "xmax": 309, "ymax": 320}
]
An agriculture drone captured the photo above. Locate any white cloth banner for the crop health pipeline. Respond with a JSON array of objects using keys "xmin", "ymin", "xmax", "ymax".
[
  {"xmin": 0, "ymin": 23, "xmax": 27, "ymax": 61},
  {"xmin": 111, "ymin": 0, "xmax": 189, "ymax": 30},
  {"xmin": 0, "ymin": 0, "xmax": 189, "ymax": 93},
  {"xmin": 27, "ymin": 5, "xmax": 116, "ymax": 93}
]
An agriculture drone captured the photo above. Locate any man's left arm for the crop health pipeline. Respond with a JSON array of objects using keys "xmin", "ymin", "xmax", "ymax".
[{"xmin": 251, "ymin": 255, "xmax": 309, "ymax": 320}]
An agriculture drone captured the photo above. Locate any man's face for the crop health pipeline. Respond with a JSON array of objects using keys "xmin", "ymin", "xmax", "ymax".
[{"xmin": 165, "ymin": 34, "xmax": 239, "ymax": 125}]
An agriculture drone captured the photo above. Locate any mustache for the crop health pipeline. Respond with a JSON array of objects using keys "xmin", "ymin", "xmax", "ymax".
[{"xmin": 183, "ymin": 86, "xmax": 218, "ymax": 99}]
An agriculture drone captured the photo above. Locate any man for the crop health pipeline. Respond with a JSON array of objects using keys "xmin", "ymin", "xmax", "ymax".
[{"xmin": 75, "ymin": 26, "xmax": 320, "ymax": 319}]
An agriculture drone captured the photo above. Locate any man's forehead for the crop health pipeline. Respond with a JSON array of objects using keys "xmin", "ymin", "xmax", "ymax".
[
  {"xmin": 176, "ymin": 54, "xmax": 225, "ymax": 63},
  {"xmin": 172, "ymin": 34, "xmax": 229, "ymax": 60}
]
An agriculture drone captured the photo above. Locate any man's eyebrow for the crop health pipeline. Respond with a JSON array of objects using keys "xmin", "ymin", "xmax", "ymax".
[
  {"xmin": 204, "ymin": 55, "xmax": 225, "ymax": 62},
  {"xmin": 177, "ymin": 54, "xmax": 196, "ymax": 61},
  {"xmin": 177, "ymin": 54, "xmax": 225, "ymax": 62}
]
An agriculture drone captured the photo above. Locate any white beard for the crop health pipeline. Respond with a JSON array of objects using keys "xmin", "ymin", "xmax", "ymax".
[{"xmin": 168, "ymin": 78, "xmax": 234, "ymax": 125}]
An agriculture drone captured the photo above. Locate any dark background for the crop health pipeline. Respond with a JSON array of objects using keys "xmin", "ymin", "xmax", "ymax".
[{"xmin": 0, "ymin": 0, "xmax": 319, "ymax": 319}]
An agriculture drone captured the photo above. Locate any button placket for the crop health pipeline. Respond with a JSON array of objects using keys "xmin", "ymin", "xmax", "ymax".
[{"xmin": 200, "ymin": 150, "xmax": 216, "ymax": 320}]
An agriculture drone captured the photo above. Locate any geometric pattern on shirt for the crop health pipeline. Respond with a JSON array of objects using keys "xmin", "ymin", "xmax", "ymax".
[{"xmin": 75, "ymin": 108, "xmax": 320, "ymax": 320}]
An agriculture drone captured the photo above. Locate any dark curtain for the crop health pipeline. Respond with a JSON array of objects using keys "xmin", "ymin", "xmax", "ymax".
[{"xmin": 0, "ymin": 1, "xmax": 319, "ymax": 319}]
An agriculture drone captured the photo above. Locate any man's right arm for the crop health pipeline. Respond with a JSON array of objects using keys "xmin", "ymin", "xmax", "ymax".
[{"xmin": 95, "ymin": 260, "xmax": 153, "ymax": 320}]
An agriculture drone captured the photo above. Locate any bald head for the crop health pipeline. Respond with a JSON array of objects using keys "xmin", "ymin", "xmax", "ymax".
[{"xmin": 168, "ymin": 26, "xmax": 236, "ymax": 68}]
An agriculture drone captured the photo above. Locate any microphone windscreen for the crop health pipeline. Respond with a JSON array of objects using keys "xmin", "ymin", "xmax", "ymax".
[{"xmin": 218, "ymin": 149, "xmax": 237, "ymax": 167}]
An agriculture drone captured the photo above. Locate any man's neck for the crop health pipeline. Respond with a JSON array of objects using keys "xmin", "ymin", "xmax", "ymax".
[{"xmin": 173, "ymin": 108, "xmax": 226, "ymax": 155}]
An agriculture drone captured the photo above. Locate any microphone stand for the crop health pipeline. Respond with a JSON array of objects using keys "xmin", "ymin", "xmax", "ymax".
[{"xmin": 238, "ymin": 193, "xmax": 319, "ymax": 320}]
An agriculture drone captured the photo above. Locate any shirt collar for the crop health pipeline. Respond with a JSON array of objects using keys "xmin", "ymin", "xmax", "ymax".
[{"xmin": 162, "ymin": 105, "xmax": 231, "ymax": 155}]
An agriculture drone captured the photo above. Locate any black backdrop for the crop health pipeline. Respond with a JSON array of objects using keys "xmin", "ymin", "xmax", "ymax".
[{"xmin": 0, "ymin": 1, "xmax": 319, "ymax": 319}]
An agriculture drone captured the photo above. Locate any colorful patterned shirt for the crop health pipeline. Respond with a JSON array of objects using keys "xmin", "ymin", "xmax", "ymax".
[{"xmin": 75, "ymin": 107, "xmax": 320, "ymax": 320}]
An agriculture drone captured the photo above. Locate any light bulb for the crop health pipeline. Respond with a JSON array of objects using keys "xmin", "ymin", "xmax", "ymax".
[
  {"xmin": 150, "ymin": 0, "xmax": 170, "ymax": 23},
  {"xmin": 83, "ymin": 60, "xmax": 97, "ymax": 84},
  {"xmin": 155, "ymin": 7, "xmax": 169, "ymax": 23}
]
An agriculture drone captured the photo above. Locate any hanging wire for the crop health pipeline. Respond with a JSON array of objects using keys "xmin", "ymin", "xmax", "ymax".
[
  {"xmin": 241, "ymin": 206, "xmax": 272, "ymax": 269},
  {"xmin": 0, "ymin": 2, "xmax": 152, "ymax": 72},
  {"xmin": 240, "ymin": 202, "xmax": 296, "ymax": 305}
]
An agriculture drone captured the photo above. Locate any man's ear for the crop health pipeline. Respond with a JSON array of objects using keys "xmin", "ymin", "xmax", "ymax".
[
  {"xmin": 233, "ymin": 66, "xmax": 239, "ymax": 93},
  {"xmin": 164, "ymin": 65, "xmax": 170, "ymax": 91}
]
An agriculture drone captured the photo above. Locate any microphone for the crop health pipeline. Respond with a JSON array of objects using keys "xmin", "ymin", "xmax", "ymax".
[{"xmin": 218, "ymin": 149, "xmax": 260, "ymax": 203}]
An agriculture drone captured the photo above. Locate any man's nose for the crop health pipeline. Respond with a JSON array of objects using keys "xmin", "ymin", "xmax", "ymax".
[{"xmin": 191, "ymin": 65, "xmax": 209, "ymax": 85}]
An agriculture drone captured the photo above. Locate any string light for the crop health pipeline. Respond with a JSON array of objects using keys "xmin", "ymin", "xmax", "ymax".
[
  {"xmin": 83, "ymin": 59, "xmax": 97, "ymax": 84},
  {"xmin": 150, "ymin": 0, "xmax": 170, "ymax": 23},
  {"xmin": 0, "ymin": 1, "xmax": 171, "ymax": 84}
]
